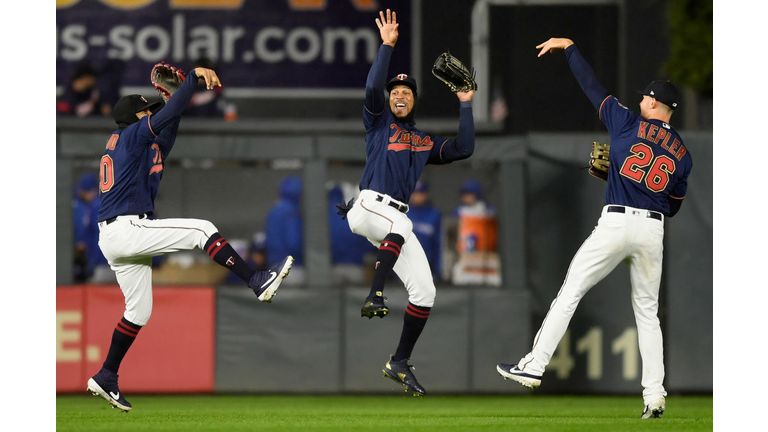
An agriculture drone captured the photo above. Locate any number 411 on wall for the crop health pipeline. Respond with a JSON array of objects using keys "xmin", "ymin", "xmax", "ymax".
[{"xmin": 547, "ymin": 327, "xmax": 639, "ymax": 381}]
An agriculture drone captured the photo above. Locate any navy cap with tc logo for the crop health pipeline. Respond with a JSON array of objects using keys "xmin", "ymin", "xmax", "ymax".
[
  {"xmin": 386, "ymin": 73, "xmax": 418, "ymax": 96},
  {"xmin": 113, "ymin": 94, "xmax": 162, "ymax": 128}
]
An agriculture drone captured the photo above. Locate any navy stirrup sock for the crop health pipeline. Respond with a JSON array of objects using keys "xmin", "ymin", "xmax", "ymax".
[
  {"xmin": 102, "ymin": 317, "xmax": 142, "ymax": 374},
  {"xmin": 204, "ymin": 232, "xmax": 256, "ymax": 283},
  {"xmin": 393, "ymin": 303, "xmax": 431, "ymax": 362},
  {"xmin": 369, "ymin": 233, "xmax": 404, "ymax": 297}
]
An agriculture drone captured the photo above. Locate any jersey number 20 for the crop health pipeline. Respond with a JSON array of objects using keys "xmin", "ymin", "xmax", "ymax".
[
  {"xmin": 619, "ymin": 143, "xmax": 675, "ymax": 192},
  {"xmin": 100, "ymin": 155, "xmax": 115, "ymax": 193}
]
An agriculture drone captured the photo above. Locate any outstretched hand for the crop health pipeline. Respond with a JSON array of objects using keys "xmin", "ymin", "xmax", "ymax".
[
  {"xmin": 194, "ymin": 67, "xmax": 222, "ymax": 90},
  {"xmin": 456, "ymin": 90, "xmax": 475, "ymax": 102},
  {"xmin": 536, "ymin": 38, "xmax": 575, "ymax": 57},
  {"xmin": 375, "ymin": 9, "xmax": 399, "ymax": 47}
]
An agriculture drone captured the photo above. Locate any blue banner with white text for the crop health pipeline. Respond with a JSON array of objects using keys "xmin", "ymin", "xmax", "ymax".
[{"xmin": 56, "ymin": 0, "xmax": 412, "ymax": 92}]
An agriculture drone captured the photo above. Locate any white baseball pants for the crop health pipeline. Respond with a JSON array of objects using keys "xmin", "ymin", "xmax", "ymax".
[
  {"xmin": 517, "ymin": 204, "xmax": 667, "ymax": 405},
  {"xmin": 346, "ymin": 189, "xmax": 436, "ymax": 307},
  {"xmin": 97, "ymin": 215, "xmax": 218, "ymax": 326}
]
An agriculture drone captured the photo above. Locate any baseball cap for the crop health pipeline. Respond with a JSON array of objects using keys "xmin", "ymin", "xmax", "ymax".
[
  {"xmin": 113, "ymin": 94, "xmax": 162, "ymax": 128},
  {"xmin": 637, "ymin": 80, "xmax": 680, "ymax": 109},
  {"xmin": 386, "ymin": 73, "xmax": 418, "ymax": 96},
  {"xmin": 78, "ymin": 173, "xmax": 98, "ymax": 191},
  {"xmin": 250, "ymin": 232, "xmax": 266, "ymax": 253},
  {"xmin": 460, "ymin": 180, "xmax": 482, "ymax": 195}
]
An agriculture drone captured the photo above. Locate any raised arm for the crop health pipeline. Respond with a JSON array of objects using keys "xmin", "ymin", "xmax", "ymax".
[
  {"xmin": 365, "ymin": 9, "xmax": 399, "ymax": 116},
  {"xmin": 149, "ymin": 68, "xmax": 221, "ymax": 133},
  {"xmin": 433, "ymin": 99, "xmax": 475, "ymax": 163},
  {"xmin": 154, "ymin": 117, "xmax": 181, "ymax": 158},
  {"xmin": 537, "ymin": 38, "xmax": 609, "ymax": 112}
]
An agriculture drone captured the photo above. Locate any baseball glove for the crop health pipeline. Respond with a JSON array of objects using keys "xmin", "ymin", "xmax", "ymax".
[
  {"xmin": 151, "ymin": 62, "xmax": 185, "ymax": 103},
  {"xmin": 588, "ymin": 141, "xmax": 610, "ymax": 181},
  {"xmin": 432, "ymin": 52, "xmax": 478, "ymax": 93},
  {"xmin": 336, "ymin": 198, "xmax": 355, "ymax": 220}
]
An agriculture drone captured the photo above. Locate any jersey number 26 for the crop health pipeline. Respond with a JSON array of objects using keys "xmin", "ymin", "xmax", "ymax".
[{"xmin": 619, "ymin": 143, "xmax": 675, "ymax": 193}]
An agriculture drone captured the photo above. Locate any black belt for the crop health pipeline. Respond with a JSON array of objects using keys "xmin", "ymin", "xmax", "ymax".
[
  {"xmin": 376, "ymin": 194, "xmax": 408, "ymax": 213},
  {"xmin": 104, "ymin": 213, "xmax": 152, "ymax": 225},
  {"xmin": 607, "ymin": 206, "xmax": 662, "ymax": 221}
]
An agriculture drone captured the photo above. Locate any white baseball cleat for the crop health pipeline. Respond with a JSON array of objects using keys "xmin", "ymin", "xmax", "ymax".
[
  {"xmin": 641, "ymin": 397, "xmax": 665, "ymax": 419},
  {"xmin": 496, "ymin": 363, "xmax": 542, "ymax": 390}
]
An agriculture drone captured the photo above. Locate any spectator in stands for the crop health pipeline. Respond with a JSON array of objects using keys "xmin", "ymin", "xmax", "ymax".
[
  {"xmin": 57, "ymin": 63, "xmax": 112, "ymax": 117},
  {"xmin": 73, "ymin": 173, "xmax": 112, "ymax": 283},
  {"xmin": 225, "ymin": 232, "xmax": 269, "ymax": 285},
  {"xmin": 450, "ymin": 180, "xmax": 501, "ymax": 285},
  {"xmin": 452, "ymin": 180, "xmax": 494, "ymax": 218},
  {"xmin": 265, "ymin": 175, "xmax": 304, "ymax": 284},
  {"xmin": 407, "ymin": 181, "xmax": 443, "ymax": 281},
  {"xmin": 184, "ymin": 57, "xmax": 238, "ymax": 121},
  {"xmin": 329, "ymin": 184, "xmax": 377, "ymax": 284},
  {"xmin": 248, "ymin": 232, "xmax": 269, "ymax": 272},
  {"xmin": 452, "ymin": 180, "xmax": 498, "ymax": 251}
]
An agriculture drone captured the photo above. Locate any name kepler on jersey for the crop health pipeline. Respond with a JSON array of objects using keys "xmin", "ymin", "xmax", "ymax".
[{"xmin": 636, "ymin": 121, "xmax": 687, "ymax": 161}]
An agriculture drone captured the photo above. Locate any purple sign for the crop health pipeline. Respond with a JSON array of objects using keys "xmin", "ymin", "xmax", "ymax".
[{"xmin": 56, "ymin": 0, "xmax": 412, "ymax": 93}]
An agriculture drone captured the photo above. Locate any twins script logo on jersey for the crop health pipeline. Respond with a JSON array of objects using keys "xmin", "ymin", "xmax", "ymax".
[{"xmin": 388, "ymin": 124, "xmax": 434, "ymax": 152}]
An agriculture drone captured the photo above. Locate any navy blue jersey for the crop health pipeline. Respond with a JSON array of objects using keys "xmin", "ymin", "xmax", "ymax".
[
  {"xmin": 565, "ymin": 45, "xmax": 692, "ymax": 215},
  {"xmin": 599, "ymin": 97, "xmax": 691, "ymax": 214},
  {"xmin": 97, "ymin": 73, "xmax": 200, "ymax": 222},
  {"xmin": 359, "ymin": 45, "xmax": 475, "ymax": 203}
]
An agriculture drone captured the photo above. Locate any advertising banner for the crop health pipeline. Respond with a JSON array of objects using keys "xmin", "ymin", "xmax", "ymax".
[
  {"xmin": 56, "ymin": 285, "xmax": 216, "ymax": 393},
  {"xmin": 56, "ymin": 287, "xmax": 86, "ymax": 392},
  {"xmin": 56, "ymin": 0, "xmax": 412, "ymax": 95}
]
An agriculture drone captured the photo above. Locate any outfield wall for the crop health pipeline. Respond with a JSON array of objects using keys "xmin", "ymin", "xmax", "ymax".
[{"xmin": 56, "ymin": 285, "xmax": 532, "ymax": 394}]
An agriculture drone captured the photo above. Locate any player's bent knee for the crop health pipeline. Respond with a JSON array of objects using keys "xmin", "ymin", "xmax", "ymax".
[
  {"xmin": 399, "ymin": 219, "xmax": 415, "ymax": 242},
  {"xmin": 391, "ymin": 222, "xmax": 414, "ymax": 243},
  {"xmin": 196, "ymin": 220, "xmax": 219, "ymax": 248},
  {"xmin": 200, "ymin": 220, "xmax": 218, "ymax": 237},
  {"xmin": 409, "ymin": 285, "xmax": 436, "ymax": 308},
  {"xmin": 124, "ymin": 310, "xmax": 151, "ymax": 327}
]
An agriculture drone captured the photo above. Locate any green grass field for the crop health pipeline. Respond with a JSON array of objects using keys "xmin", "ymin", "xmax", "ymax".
[{"xmin": 56, "ymin": 394, "xmax": 713, "ymax": 432}]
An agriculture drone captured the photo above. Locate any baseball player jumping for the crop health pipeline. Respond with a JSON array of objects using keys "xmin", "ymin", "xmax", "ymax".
[
  {"xmin": 496, "ymin": 38, "xmax": 692, "ymax": 419},
  {"xmin": 86, "ymin": 66, "xmax": 294, "ymax": 412},
  {"xmin": 337, "ymin": 9, "xmax": 475, "ymax": 395}
]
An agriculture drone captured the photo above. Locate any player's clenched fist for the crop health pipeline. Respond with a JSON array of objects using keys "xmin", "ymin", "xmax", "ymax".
[
  {"xmin": 194, "ymin": 67, "xmax": 222, "ymax": 90},
  {"xmin": 536, "ymin": 38, "xmax": 575, "ymax": 57},
  {"xmin": 375, "ymin": 9, "xmax": 398, "ymax": 47}
]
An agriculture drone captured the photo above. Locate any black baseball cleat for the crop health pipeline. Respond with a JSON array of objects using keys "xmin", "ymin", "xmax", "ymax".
[
  {"xmin": 641, "ymin": 398, "xmax": 665, "ymax": 419},
  {"xmin": 383, "ymin": 356, "xmax": 426, "ymax": 396},
  {"xmin": 249, "ymin": 255, "xmax": 294, "ymax": 302},
  {"xmin": 496, "ymin": 363, "xmax": 542, "ymax": 390},
  {"xmin": 361, "ymin": 291, "xmax": 389, "ymax": 318},
  {"xmin": 87, "ymin": 368, "xmax": 132, "ymax": 412}
]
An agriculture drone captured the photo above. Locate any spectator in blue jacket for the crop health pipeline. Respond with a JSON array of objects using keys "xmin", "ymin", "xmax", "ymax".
[
  {"xmin": 408, "ymin": 181, "xmax": 443, "ymax": 281},
  {"xmin": 73, "ymin": 173, "xmax": 111, "ymax": 283},
  {"xmin": 265, "ymin": 175, "xmax": 304, "ymax": 284}
]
